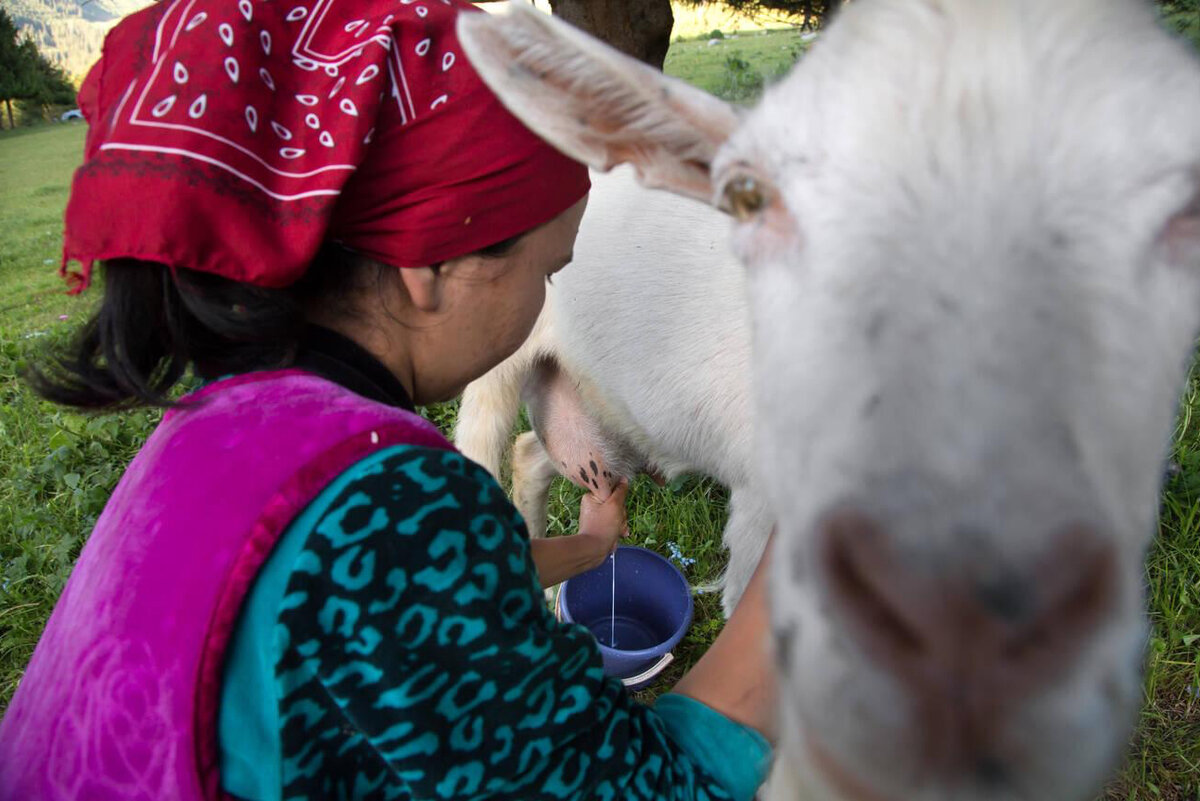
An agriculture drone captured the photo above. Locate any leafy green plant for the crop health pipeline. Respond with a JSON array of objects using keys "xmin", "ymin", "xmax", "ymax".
[
  {"xmin": 0, "ymin": 325, "xmax": 163, "ymax": 701},
  {"xmin": 718, "ymin": 54, "xmax": 765, "ymax": 102}
]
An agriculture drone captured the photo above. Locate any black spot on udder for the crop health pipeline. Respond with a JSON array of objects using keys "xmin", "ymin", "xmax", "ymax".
[
  {"xmin": 579, "ymin": 467, "xmax": 590, "ymax": 485},
  {"xmin": 591, "ymin": 478, "xmax": 599, "ymax": 489},
  {"xmin": 589, "ymin": 460, "xmax": 599, "ymax": 476}
]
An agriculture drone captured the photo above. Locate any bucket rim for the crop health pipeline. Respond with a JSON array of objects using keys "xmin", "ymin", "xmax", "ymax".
[{"xmin": 559, "ymin": 544, "xmax": 695, "ymax": 662}]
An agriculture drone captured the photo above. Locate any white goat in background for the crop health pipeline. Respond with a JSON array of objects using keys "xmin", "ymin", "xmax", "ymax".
[
  {"xmin": 455, "ymin": 167, "xmax": 769, "ymax": 615},
  {"xmin": 458, "ymin": 1, "xmax": 1200, "ymax": 799}
]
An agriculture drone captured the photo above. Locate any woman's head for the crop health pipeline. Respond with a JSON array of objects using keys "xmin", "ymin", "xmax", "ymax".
[
  {"xmin": 336, "ymin": 193, "xmax": 588, "ymax": 404},
  {"xmin": 39, "ymin": 0, "xmax": 590, "ymax": 408}
]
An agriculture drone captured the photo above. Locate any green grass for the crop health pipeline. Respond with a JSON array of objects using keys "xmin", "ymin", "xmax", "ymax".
[
  {"xmin": 664, "ymin": 28, "xmax": 811, "ymax": 100},
  {"xmin": 0, "ymin": 122, "xmax": 165, "ymax": 703},
  {"xmin": 0, "ymin": 372, "xmax": 160, "ymax": 703},
  {"xmin": 0, "ymin": 124, "xmax": 90, "ymax": 333},
  {"xmin": 1, "ymin": 35, "xmax": 1199, "ymax": 800},
  {"xmin": 1162, "ymin": 2, "xmax": 1200, "ymax": 51},
  {"xmin": 1110, "ymin": 373, "xmax": 1200, "ymax": 800}
]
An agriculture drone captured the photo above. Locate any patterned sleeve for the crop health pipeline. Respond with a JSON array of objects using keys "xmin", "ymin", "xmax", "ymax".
[{"xmin": 272, "ymin": 445, "xmax": 760, "ymax": 801}]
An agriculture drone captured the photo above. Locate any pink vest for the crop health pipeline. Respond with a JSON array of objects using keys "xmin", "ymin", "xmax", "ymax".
[{"xmin": 0, "ymin": 371, "xmax": 452, "ymax": 800}]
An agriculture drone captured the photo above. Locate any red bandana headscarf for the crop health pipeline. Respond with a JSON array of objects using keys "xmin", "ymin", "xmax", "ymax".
[{"xmin": 62, "ymin": 0, "xmax": 589, "ymax": 291}]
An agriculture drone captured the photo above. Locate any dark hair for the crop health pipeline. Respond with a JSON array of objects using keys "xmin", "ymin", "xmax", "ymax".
[
  {"xmin": 28, "ymin": 243, "xmax": 381, "ymax": 410},
  {"xmin": 30, "ymin": 232, "xmax": 530, "ymax": 411}
]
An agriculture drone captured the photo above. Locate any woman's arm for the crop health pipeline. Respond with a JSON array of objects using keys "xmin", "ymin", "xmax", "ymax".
[
  {"xmin": 528, "ymin": 535, "xmax": 608, "ymax": 587},
  {"xmin": 267, "ymin": 448, "xmax": 771, "ymax": 801},
  {"xmin": 530, "ymin": 476, "xmax": 778, "ymax": 739},
  {"xmin": 672, "ymin": 536, "xmax": 777, "ymax": 743},
  {"xmin": 528, "ymin": 481, "xmax": 629, "ymax": 587}
]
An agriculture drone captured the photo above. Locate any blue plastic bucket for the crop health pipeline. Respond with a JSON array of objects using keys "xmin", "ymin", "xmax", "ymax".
[{"xmin": 557, "ymin": 545, "xmax": 694, "ymax": 690}]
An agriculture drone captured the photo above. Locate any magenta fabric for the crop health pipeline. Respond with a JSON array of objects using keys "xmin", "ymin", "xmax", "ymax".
[{"xmin": 0, "ymin": 371, "xmax": 453, "ymax": 800}]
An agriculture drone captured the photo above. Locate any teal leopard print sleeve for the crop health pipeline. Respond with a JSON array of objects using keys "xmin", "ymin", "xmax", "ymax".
[{"xmin": 269, "ymin": 445, "xmax": 752, "ymax": 801}]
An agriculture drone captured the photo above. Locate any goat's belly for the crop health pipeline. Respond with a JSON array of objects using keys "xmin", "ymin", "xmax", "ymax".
[{"xmin": 546, "ymin": 166, "xmax": 756, "ymax": 485}]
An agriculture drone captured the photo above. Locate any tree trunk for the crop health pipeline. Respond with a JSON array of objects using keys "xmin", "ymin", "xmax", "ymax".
[
  {"xmin": 548, "ymin": 0, "xmax": 673, "ymax": 70},
  {"xmin": 4, "ymin": 99, "xmax": 13, "ymax": 130}
]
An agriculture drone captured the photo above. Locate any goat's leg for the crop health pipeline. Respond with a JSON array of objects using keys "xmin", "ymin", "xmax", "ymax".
[
  {"xmin": 719, "ymin": 488, "xmax": 774, "ymax": 618},
  {"xmin": 455, "ymin": 362, "xmax": 526, "ymax": 482},
  {"xmin": 511, "ymin": 431, "xmax": 559, "ymax": 540}
]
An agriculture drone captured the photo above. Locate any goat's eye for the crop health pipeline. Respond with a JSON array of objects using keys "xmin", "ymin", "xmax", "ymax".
[{"xmin": 722, "ymin": 176, "xmax": 768, "ymax": 222}]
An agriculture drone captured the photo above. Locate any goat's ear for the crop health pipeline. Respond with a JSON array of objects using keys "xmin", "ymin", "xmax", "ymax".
[{"xmin": 457, "ymin": 6, "xmax": 739, "ymax": 203}]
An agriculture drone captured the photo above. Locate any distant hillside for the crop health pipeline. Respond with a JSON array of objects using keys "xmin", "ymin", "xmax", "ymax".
[{"xmin": 6, "ymin": 0, "xmax": 154, "ymax": 85}]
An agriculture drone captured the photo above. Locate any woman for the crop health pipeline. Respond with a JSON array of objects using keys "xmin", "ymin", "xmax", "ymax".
[{"xmin": 0, "ymin": 1, "xmax": 777, "ymax": 799}]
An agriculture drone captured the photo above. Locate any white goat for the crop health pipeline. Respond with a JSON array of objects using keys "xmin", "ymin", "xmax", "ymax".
[
  {"xmin": 458, "ymin": 2, "xmax": 1200, "ymax": 800},
  {"xmin": 455, "ymin": 167, "xmax": 769, "ymax": 615}
]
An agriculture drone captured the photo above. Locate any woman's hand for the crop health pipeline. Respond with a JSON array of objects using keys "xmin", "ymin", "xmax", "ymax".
[
  {"xmin": 577, "ymin": 479, "xmax": 630, "ymax": 566},
  {"xmin": 529, "ymin": 480, "xmax": 630, "ymax": 588}
]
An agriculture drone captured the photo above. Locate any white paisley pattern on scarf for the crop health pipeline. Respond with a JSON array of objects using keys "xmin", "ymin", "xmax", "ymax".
[{"xmin": 100, "ymin": 0, "xmax": 460, "ymax": 202}]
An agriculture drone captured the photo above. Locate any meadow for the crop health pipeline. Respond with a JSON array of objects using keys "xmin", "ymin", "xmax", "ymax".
[{"xmin": 0, "ymin": 25, "xmax": 1197, "ymax": 800}]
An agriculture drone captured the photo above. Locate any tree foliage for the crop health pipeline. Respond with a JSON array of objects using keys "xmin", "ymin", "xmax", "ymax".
[{"xmin": 0, "ymin": 6, "xmax": 75, "ymax": 129}]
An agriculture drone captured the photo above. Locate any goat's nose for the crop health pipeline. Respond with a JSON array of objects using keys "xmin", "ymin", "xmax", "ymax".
[{"xmin": 817, "ymin": 507, "xmax": 1115, "ymax": 754}]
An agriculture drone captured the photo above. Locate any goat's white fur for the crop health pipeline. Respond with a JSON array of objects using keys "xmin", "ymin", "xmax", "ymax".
[
  {"xmin": 458, "ymin": 1, "xmax": 1200, "ymax": 799},
  {"xmin": 457, "ymin": 167, "xmax": 771, "ymax": 613}
]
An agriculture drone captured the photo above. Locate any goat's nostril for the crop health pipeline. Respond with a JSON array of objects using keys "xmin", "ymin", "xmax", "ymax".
[
  {"xmin": 1000, "ymin": 527, "xmax": 1116, "ymax": 670},
  {"xmin": 819, "ymin": 510, "xmax": 927, "ymax": 662},
  {"xmin": 974, "ymin": 574, "xmax": 1032, "ymax": 623},
  {"xmin": 817, "ymin": 510, "xmax": 1118, "ymax": 780},
  {"xmin": 819, "ymin": 511, "xmax": 1118, "ymax": 694}
]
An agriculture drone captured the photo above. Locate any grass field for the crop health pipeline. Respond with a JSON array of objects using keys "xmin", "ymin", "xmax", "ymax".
[
  {"xmin": 665, "ymin": 28, "xmax": 812, "ymax": 99},
  {"xmin": 0, "ymin": 123, "xmax": 165, "ymax": 707},
  {"xmin": 1, "ymin": 29, "xmax": 1198, "ymax": 801}
]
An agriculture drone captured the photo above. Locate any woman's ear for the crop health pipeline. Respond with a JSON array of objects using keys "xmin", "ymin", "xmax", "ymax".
[{"xmin": 397, "ymin": 265, "xmax": 444, "ymax": 313}]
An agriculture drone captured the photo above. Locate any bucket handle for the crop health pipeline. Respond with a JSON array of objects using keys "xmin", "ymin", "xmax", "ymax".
[
  {"xmin": 554, "ymin": 587, "xmax": 675, "ymax": 688},
  {"xmin": 620, "ymin": 652, "xmax": 674, "ymax": 687}
]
